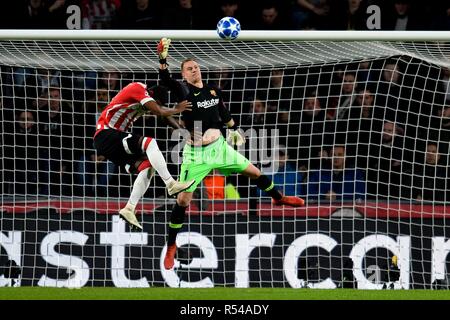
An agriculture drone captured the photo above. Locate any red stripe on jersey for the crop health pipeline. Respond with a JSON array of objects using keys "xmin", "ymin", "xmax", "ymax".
[
  {"xmin": 95, "ymin": 82, "xmax": 154, "ymax": 134},
  {"xmin": 114, "ymin": 108, "xmax": 136, "ymax": 131},
  {"xmin": 123, "ymin": 110, "xmax": 140, "ymax": 131},
  {"xmin": 104, "ymin": 103, "xmax": 126, "ymax": 125}
]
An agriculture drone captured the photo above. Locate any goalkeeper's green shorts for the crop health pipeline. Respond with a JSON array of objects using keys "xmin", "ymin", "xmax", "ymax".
[{"xmin": 179, "ymin": 135, "xmax": 250, "ymax": 193}]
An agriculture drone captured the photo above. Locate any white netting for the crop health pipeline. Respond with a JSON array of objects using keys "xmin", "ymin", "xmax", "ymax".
[
  {"xmin": 0, "ymin": 39, "xmax": 448, "ymax": 72},
  {"xmin": 1, "ymin": 32, "xmax": 450, "ymax": 289}
]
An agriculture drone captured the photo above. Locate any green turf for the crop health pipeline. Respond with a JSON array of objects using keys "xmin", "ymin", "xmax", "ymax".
[{"xmin": 0, "ymin": 287, "xmax": 449, "ymax": 300}]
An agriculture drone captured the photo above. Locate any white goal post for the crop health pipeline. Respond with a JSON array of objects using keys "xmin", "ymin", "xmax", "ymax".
[{"xmin": 1, "ymin": 30, "xmax": 450, "ymax": 289}]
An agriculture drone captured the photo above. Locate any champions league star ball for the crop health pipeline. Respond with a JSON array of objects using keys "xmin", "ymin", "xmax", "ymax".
[{"xmin": 216, "ymin": 17, "xmax": 241, "ymax": 40}]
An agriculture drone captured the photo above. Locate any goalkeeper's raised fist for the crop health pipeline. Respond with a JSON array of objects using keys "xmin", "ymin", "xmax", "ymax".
[{"xmin": 157, "ymin": 38, "xmax": 171, "ymax": 65}]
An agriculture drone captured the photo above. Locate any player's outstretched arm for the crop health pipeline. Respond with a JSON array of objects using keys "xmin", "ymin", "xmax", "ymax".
[
  {"xmin": 162, "ymin": 115, "xmax": 183, "ymax": 129},
  {"xmin": 156, "ymin": 38, "xmax": 187, "ymax": 100},
  {"xmin": 157, "ymin": 37, "xmax": 171, "ymax": 70},
  {"xmin": 144, "ymin": 100, "xmax": 192, "ymax": 117}
]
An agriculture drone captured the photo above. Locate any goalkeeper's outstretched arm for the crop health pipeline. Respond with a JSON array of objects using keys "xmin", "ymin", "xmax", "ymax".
[{"xmin": 157, "ymin": 38, "xmax": 190, "ymax": 100}]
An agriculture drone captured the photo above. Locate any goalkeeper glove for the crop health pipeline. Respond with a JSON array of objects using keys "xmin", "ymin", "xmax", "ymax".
[
  {"xmin": 157, "ymin": 37, "xmax": 171, "ymax": 65},
  {"xmin": 227, "ymin": 127, "xmax": 246, "ymax": 146}
]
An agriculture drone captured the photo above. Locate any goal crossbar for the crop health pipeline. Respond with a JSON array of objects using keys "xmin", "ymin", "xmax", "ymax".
[{"xmin": 0, "ymin": 30, "xmax": 448, "ymax": 41}]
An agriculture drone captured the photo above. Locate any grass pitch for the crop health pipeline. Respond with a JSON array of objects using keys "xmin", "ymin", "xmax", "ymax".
[{"xmin": 0, "ymin": 287, "xmax": 449, "ymax": 300}]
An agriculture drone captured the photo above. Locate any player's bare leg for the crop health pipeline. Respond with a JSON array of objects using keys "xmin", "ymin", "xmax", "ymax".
[
  {"xmin": 119, "ymin": 159, "xmax": 155, "ymax": 230},
  {"xmin": 241, "ymin": 163, "xmax": 305, "ymax": 207},
  {"xmin": 142, "ymin": 137, "xmax": 195, "ymax": 196}
]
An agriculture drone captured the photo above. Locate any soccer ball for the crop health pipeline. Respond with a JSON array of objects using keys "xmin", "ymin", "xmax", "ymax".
[{"xmin": 216, "ymin": 17, "xmax": 241, "ymax": 40}]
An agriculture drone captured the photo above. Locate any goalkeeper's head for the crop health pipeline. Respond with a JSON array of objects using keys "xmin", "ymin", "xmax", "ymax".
[
  {"xmin": 181, "ymin": 58, "xmax": 202, "ymax": 86},
  {"xmin": 147, "ymin": 85, "xmax": 169, "ymax": 106}
]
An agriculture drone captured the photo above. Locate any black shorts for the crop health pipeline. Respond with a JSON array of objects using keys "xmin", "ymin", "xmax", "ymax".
[{"xmin": 93, "ymin": 129, "xmax": 148, "ymax": 170}]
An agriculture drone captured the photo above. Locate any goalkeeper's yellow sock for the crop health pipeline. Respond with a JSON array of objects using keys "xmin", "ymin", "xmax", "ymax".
[
  {"xmin": 253, "ymin": 174, "xmax": 283, "ymax": 200},
  {"xmin": 167, "ymin": 203, "xmax": 187, "ymax": 246}
]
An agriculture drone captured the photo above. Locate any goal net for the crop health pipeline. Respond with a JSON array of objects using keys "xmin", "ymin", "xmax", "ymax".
[{"xmin": 1, "ymin": 30, "xmax": 450, "ymax": 289}]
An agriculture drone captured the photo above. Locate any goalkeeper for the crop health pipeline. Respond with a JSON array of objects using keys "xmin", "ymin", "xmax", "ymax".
[{"xmin": 156, "ymin": 38, "xmax": 305, "ymax": 269}]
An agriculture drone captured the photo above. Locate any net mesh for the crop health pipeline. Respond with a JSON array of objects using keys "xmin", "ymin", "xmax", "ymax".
[{"xmin": 1, "ymin": 38, "xmax": 450, "ymax": 289}]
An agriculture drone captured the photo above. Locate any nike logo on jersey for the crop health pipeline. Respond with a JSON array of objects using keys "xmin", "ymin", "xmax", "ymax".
[{"xmin": 194, "ymin": 92, "xmax": 201, "ymax": 96}]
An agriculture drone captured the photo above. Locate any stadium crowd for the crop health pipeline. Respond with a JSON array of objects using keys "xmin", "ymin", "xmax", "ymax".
[
  {"xmin": 1, "ymin": 0, "xmax": 450, "ymax": 206},
  {"xmin": 0, "ymin": 0, "xmax": 448, "ymax": 31}
]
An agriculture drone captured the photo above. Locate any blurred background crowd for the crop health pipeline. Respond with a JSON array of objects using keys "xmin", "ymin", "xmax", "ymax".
[
  {"xmin": 2, "ymin": 56, "xmax": 450, "ymax": 205},
  {"xmin": 1, "ymin": 0, "xmax": 450, "ymax": 208},
  {"xmin": 0, "ymin": 0, "xmax": 448, "ymax": 31}
]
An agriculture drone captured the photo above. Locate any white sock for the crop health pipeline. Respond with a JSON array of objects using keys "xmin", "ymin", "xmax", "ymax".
[
  {"xmin": 128, "ymin": 168, "xmax": 152, "ymax": 206},
  {"xmin": 145, "ymin": 139, "xmax": 175, "ymax": 186}
]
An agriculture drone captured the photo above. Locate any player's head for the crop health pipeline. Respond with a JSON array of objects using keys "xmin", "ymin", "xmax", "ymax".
[
  {"xmin": 426, "ymin": 143, "xmax": 440, "ymax": 165},
  {"xmin": 332, "ymin": 145, "xmax": 346, "ymax": 169},
  {"xmin": 17, "ymin": 110, "xmax": 35, "ymax": 132},
  {"xmin": 49, "ymin": 87, "xmax": 61, "ymax": 111},
  {"xmin": 181, "ymin": 58, "xmax": 202, "ymax": 85},
  {"xmin": 147, "ymin": 84, "xmax": 168, "ymax": 106}
]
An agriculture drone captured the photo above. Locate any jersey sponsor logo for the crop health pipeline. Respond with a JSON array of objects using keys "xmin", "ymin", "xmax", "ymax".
[{"xmin": 197, "ymin": 98, "xmax": 220, "ymax": 109}]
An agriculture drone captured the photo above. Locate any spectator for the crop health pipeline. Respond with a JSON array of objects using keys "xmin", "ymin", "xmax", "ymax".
[
  {"xmin": 16, "ymin": 68, "xmax": 61, "ymax": 102},
  {"xmin": 329, "ymin": 0, "xmax": 368, "ymax": 30},
  {"xmin": 23, "ymin": 0, "xmax": 52, "ymax": 29},
  {"xmin": 297, "ymin": 93, "xmax": 327, "ymax": 170},
  {"xmin": 242, "ymin": 98, "xmax": 266, "ymax": 128},
  {"xmin": 439, "ymin": 67, "xmax": 450, "ymax": 106},
  {"xmin": 117, "ymin": 0, "xmax": 159, "ymax": 29},
  {"xmin": 260, "ymin": 148, "xmax": 304, "ymax": 197},
  {"xmin": 413, "ymin": 143, "xmax": 448, "ymax": 203},
  {"xmin": 97, "ymin": 70, "xmax": 122, "ymax": 96},
  {"xmin": 161, "ymin": 0, "xmax": 205, "ymax": 29},
  {"xmin": 381, "ymin": 0, "xmax": 424, "ymax": 30},
  {"xmin": 367, "ymin": 120, "xmax": 412, "ymax": 200},
  {"xmin": 276, "ymin": 105, "xmax": 291, "ymax": 150},
  {"xmin": 440, "ymin": 106, "xmax": 450, "ymax": 135},
  {"xmin": 37, "ymin": 87, "xmax": 77, "ymax": 196},
  {"xmin": 376, "ymin": 60, "xmax": 405, "ymax": 122},
  {"xmin": 21, "ymin": 0, "xmax": 69, "ymax": 29},
  {"xmin": 307, "ymin": 145, "xmax": 365, "ymax": 202},
  {"xmin": 356, "ymin": 60, "xmax": 377, "ymax": 85},
  {"xmin": 291, "ymin": 0, "xmax": 330, "ymax": 30},
  {"xmin": 251, "ymin": 2, "xmax": 290, "ymax": 30},
  {"xmin": 266, "ymin": 69, "xmax": 294, "ymax": 112},
  {"xmin": 46, "ymin": 0, "xmax": 69, "ymax": 28},
  {"xmin": 345, "ymin": 88, "xmax": 382, "ymax": 168},
  {"xmin": 328, "ymin": 72, "xmax": 357, "ymax": 121},
  {"xmin": 3, "ymin": 110, "xmax": 42, "ymax": 196},
  {"xmin": 218, "ymin": 0, "xmax": 242, "ymax": 21},
  {"xmin": 82, "ymin": 0, "xmax": 121, "ymax": 29},
  {"xmin": 76, "ymin": 86, "xmax": 116, "ymax": 196}
]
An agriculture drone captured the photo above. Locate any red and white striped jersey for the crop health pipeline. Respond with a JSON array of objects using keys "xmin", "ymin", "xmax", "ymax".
[{"xmin": 95, "ymin": 82, "xmax": 154, "ymax": 136}]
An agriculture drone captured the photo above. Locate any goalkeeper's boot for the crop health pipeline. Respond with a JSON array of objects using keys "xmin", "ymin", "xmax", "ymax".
[
  {"xmin": 163, "ymin": 245, "xmax": 193, "ymax": 269},
  {"xmin": 273, "ymin": 196, "xmax": 305, "ymax": 207},
  {"xmin": 119, "ymin": 203, "xmax": 143, "ymax": 231},
  {"xmin": 167, "ymin": 179, "xmax": 196, "ymax": 196},
  {"xmin": 164, "ymin": 244, "xmax": 177, "ymax": 269}
]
